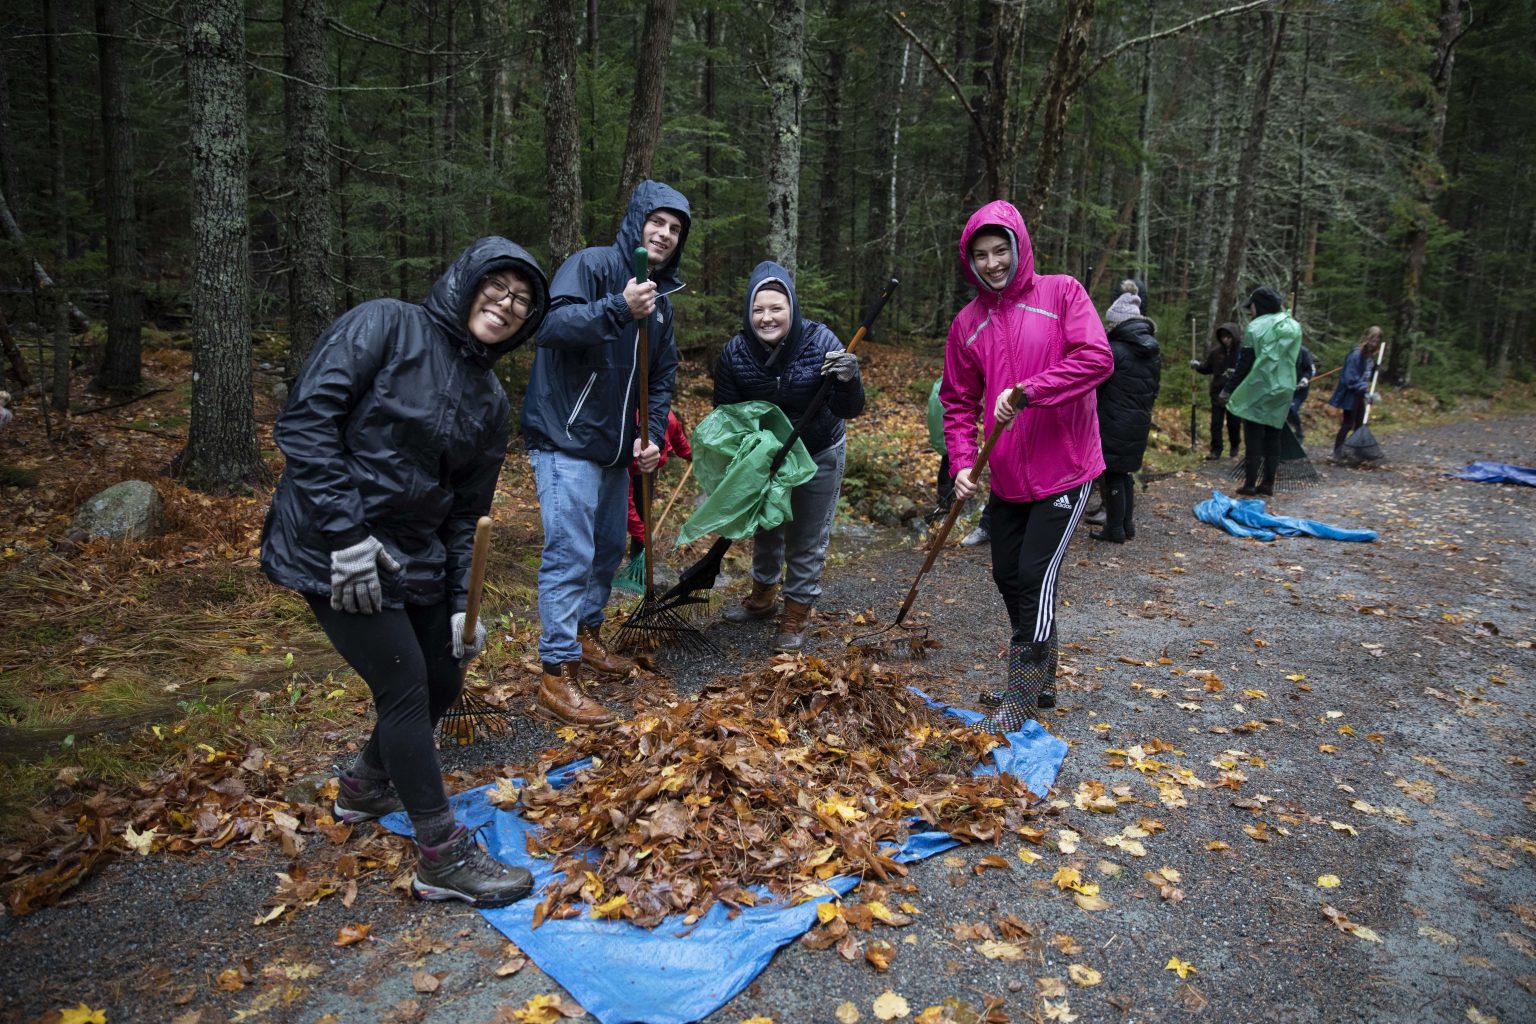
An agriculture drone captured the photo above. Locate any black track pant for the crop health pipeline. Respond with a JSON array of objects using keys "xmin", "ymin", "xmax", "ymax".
[
  {"xmin": 1333, "ymin": 403, "xmax": 1365, "ymax": 453},
  {"xmin": 989, "ymin": 480, "xmax": 1092, "ymax": 646},
  {"xmin": 306, "ymin": 595, "xmax": 463, "ymax": 835},
  {"xmin": 1242, "ymin": 419, "xmax": 1282, "ymax": 488},
  {"xmin": 1210, "ymin": 402, "xmax": 1242, "ymax": 456}
]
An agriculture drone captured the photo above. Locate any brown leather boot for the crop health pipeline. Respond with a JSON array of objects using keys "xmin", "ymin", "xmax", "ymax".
[
  {"xmin": 722, "ymin": 580, "xmax": 779, "ymax": 624},
  {"xmin": 536, "ymin": 662, "xmax": 614, "ymax": 726},
  {"xmin": 772, "ymin": 598, "xmax": 813, "ymax": 652},
  {"xmin": 577, "ymin": 622, "xmax": 635, "ymax": 678}
]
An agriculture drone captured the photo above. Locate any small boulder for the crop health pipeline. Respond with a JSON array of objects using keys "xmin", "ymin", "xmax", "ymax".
[{"xmin": 70, "ymin": 480, "xmax": 166, "ymax": 540}]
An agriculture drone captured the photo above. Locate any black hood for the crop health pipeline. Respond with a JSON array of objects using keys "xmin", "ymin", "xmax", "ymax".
[
  {"xmin": 614, "ymin": 180, "xmax": 692, "ymax": 291},
  {"xmin": 742, "ymin": 260, "xmax": 803, "ymax": 366},
  {"xmin": 423, "ymin": 236, "xmax": 549, "ymax": 368}
]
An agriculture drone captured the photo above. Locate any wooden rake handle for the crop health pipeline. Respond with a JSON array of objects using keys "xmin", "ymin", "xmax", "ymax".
[
  {"xmin": 891, "ymin": 386, "xmax": 1023, "ymax": 627},
  {"xmin": 462, "ymin": 516, "xmax": 492, "ymax": 644}
]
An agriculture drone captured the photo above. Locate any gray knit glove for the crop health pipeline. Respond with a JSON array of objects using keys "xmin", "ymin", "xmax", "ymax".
[
  {"xmin": 450, "ymin": 613, "xmax": 486, "ymax": 665},
  {"xmin": 820, "ymin": 350, "xmax": 859, "ymax": 382},
  {"xmin": 329, "ymin": 536, "xmax": 401, "ymax": 614}
]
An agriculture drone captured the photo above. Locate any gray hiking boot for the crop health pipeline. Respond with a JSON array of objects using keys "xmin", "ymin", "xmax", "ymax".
[
  {"xmin": 960, "ymin": 525, "xmax": 990, "ymax": 547},
  {"xmin": 333, "ymin": 770, "xmax": 404, "ymax": 824},
  {"xmin": 413, "ymin": 826, "xmax": 533, "ymax": 907}
]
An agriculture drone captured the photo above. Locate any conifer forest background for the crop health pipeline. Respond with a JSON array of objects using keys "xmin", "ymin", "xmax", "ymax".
[{"xmin": 0, "ymin": 0, "xmax": 1528, "ymax": 492}]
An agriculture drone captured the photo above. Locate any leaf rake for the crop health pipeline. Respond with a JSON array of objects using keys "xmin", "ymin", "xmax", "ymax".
[{"xmin": 435, "ymin": 516, "xmax": 517, "ymax": 746}]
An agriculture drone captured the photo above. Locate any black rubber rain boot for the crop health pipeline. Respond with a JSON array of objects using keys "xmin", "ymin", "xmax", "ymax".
[
  {"xmin": 973, "ymin": 642, "xmax": 1050, "ymax": 734},
  {"xmin": 1122, "ymin": 476, "xmax": 1137, "ymax": 540}
]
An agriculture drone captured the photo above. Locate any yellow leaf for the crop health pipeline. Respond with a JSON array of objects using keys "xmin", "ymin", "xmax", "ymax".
[
  {"xmin": 817, "ymin": 903, "xmax": 843, "ymax": 924},
  {"xmin": 1165, "ymin": 957, "xmax": 1197, "ymax": 979},
  {"xmin": 1465, "ymin": 1008, "xmax": 1499, "ymax": 1024},
  {"xmin": 740, "ymin": 1018, "xmax": 776, "ymax": 1024},
  {"xmin": 590, "ymin": 894, "xmax": 629, "ymax": 918},
  {"xmin": 872, "ymin": 990, "xmax": 910, "ymax": 1021},
  {"xmin": 1057, "ymin": 829, "xmax": 1081, "ymax": 853},
  {"xmin": 1052, "ymin": 866, "xmax": 1082, "ymax": 890},
  {"xmin": 122, "ymin": 824, "xmax": 157, "ymax": 856},
  {"xmin": 488, "ymin": 778, "xmax": 522, "ymax": 809},
  {"xmin": 976, "ymin": 940, "xmax": 1028, "ymax": 960},
  {"xmin": 1041, "ymin": 998, "xmax": 1079, "ymax": 1022},
  {"xmin": 56, "ymin": 1005, "xmax": 107, "ymax": 1024},
  {"xmin": 1073, "ymin": 892, "xmax": 1111, "ymax": 912},
  {"xmin": 1017, "ymin": 847, "xmax": 1042, "ymax": 865},
  {"xmin": 1330, "ymin": 821, "xmax": 1359, "ymax": 836},
  {"xmin": 1068, "ymin": 963, "xmax": 1102, "ymax": 986},
  {"xmin": 512, "ymin": 993, "xmax": 566, "ymax": 1024},
  {"xmin": 1316, "ymin": 875, "xmax": 1341, "ymax": 889},
  {"xmin": 835, "ymin": 1003, "xmax": 861, "ymax": 1024},
  {"xmin": 1352, "ymin": 925, "xmax": 1384, "ymax": 944},
  {"xmin": 1206, "ymin": 840, "xmax": 1231, "ymax": 851},
  {"xmin": 1418, "ymin": 926, "xmax": 1458, "ymax": 946},
  {"xmin": 1285, "ymin": 673, "xmax": 1305, "ymax": 682},
  {"xmin": 805, "ymin": 846, "xmax": 836, "ymax": 867}
]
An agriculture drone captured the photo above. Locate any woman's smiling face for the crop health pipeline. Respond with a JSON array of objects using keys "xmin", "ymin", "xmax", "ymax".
[
  {"xmin": 969, "ymin": 230, "xmax": 1013, "ymax": 291},
  {"xmin": 752, "ymin": 286, "xmax": 791, "ymax": 346}
]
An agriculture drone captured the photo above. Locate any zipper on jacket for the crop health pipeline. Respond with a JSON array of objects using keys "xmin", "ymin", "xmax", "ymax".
[{"xmin": 565, "ymin": 371, "xmax": 598, "ymax": 440}]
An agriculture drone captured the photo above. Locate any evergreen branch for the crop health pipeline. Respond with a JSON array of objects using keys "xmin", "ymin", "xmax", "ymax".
[
  {"xmin": 1083, "ymin": 0, "xmax": 1282, "ymax": 83},
  {"xmin": 884, "ymin": 12, "xmax": 988, "ymax": 152}
]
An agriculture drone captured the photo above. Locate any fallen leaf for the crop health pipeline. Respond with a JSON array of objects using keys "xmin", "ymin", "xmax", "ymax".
[
  {"xmin": 1073, "ymin": 893, "xmax": 1111, "ymax": 912},
  {"xmin": 412, "ymin": 970, "xmax": 442, "ymax": 993},
  {"xmin": 123, "ymin": 825, "xmax": 157, "ymax": 856},
  {"xmin": 495, "ymin": 956, "xmax": 529, "ymax": 977},
  {"xmin": 1465, "ymin": 1009, "xmax": 1499, "ymax": 1024},
  {"xmin": 866, "ymin": 939, "xmax": 897, "ymax": 971},
  {"xmin": 976, "ymin": 940, "xmax": 1027, "ymax": 961},
  {"xmin": 1165, "ymin": 957, "xmax": 1197, "ymax": 979},
  {"xmin": 873, "ymin": 990, "xmax": 910, "ymax": 1020},
  {"xmin": 1041, "ymin": 998, "xmax": 1078, "ymax": 1022},
  {"xmin": 1418, "ymin": 926, "xmax": 1458, "ymax": 946},
  {"xmin": 1068, "ymin": 964, "xmax": 1102, "ymax": 986},
  {"xmin": 334, "ymin": 923, "xmax": 373, "ymax": 947},
  {"xmin": 1317, "ymin": 875, "xmax": 1341, "ymax": 889},
  {"xmin": 1037, "ymin": 976, "xmax": 1068, "ymax": 998},
  {"xmin": 511, "ymin": 993, "xmax": 566, "ymax": 1024},
  {"xmin": 488, "ymin": 778, "xmax": 522, "ymax": 809},
  {"xmin": 836, "ymin": 1002, "xmax": 860, "ymax": 1024},
  {"xmin": 56, "ymin": 1006, "xmax": 107, "ymax": 1024}
]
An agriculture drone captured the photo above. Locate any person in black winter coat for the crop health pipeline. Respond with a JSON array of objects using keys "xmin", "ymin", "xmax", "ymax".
[
  {"xmin": 713, "ymin": 261, "xmax": 864, "ymax": 651},
  {"xmin": 1191, "ymin": 321, "xmax": 1242, "ymax": 459},
  {"xmin": 261, "ymin": 237, "xmax": 547, "ymax": 908},
  {"xmin": 1288, "ymin": 344, "xmax": 1317, "ymax": 441},
  {"xmin": 1092, "ymin": 280, "xmax": 1162, "ymax": 543}
]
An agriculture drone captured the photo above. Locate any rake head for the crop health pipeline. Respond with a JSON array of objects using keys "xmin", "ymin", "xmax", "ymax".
[
  {"xmin": 435, "ymin": 688, "xmax": 517, "ymax": 746},
  {"xmin": 847, "ymin": 615, "xmax": 935, "ymax": 658},
  {"xmin": 613, "ymin": 594, "xmax": 718, "ymax": 655}
]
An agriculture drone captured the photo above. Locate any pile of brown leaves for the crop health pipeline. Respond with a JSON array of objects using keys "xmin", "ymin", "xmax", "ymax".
[{"xmin": 518, "ymin": 653, "xmax": 1043, "ymax": 928}]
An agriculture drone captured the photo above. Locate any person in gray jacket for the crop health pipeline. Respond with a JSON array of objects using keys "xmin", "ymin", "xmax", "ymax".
[{"xmin": 261, "ymin": 237, "xmax": 546, "ymax": 908}]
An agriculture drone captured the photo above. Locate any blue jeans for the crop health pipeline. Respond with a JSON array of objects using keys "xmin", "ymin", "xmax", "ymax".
[
  {"xmin": 530, "ymin": 448, "xmax": 630, "ymax": 666},
  {"xmin": 750, "ymin": 442, "xmax": 845, "ymax": 605}
]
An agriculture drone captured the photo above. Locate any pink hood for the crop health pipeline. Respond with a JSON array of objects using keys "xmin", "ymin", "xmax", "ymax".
[{"xmin": 939, "ymin": 200, "xmax": 1113, "ymax": 503}]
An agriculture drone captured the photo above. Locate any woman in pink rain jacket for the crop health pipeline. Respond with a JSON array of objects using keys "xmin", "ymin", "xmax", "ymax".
[{"xmin": 939, "ymin": 200, "xmax": 1113, "ymax": 733}]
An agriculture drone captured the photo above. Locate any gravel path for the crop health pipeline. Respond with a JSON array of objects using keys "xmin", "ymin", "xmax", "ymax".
[{"xmin": 4, "ymin": 414, "xmax": 1533, "ymax": 1024}]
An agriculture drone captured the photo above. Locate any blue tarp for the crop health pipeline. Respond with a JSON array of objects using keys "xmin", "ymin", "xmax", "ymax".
[
  {"xmin": 1450, "ymin": 461, "xmax": 1536, "ymax": 487},
  {"xmin": 383, "ymin": 697, "xmax": 1067, "ymax": 1024},
  {"xmin": 1194, "ymin": 490, "xmax": 1378, "ymax": 543}
]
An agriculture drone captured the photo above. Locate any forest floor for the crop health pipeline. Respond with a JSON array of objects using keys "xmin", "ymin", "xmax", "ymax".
[{"xmin": 1, "ymin": 344, "xmax": 1533, "ymax": 1024}]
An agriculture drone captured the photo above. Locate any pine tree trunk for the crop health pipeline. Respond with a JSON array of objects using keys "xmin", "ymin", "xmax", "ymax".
[
  {"xmin": 174, "ymin": 0, "xmax": 270, "ymax": 492},
  {"xmin": 0, "ymin": 69, "xmax": 18, "ymax": 208},
  {"xmin": 1389, "ymin": 0, "xmax": 1465, "ymax": 385},
  {"xmin": 544, "ymin": 0, "xmax": 584, "ymax": 265},
  {"xmin": 1024, "ymin": 0, "xmax": 1096, "ymax": 222},
  {"xmin": 614, "ymin": 0, "xmax": 680, "ymax": 214},
  {"xmin": 765, "ymin": 0, "xmax": 805, "ymax": 274},
  {"xmin": 1215, "ymin": 13, "xmax": 1286, "ymax": 323},
  {"xmin": 92, "ymin": 0, "xmax": 143, "ymax": 393},
  {"xmin": 283, "ymin": 0, "xmax": 335, "ymax": 378},
  {"xmin": 45, "ymin": 0, "xmax": 70, "ymax": 413}
]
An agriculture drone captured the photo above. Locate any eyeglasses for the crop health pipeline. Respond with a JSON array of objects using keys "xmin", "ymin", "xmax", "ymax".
[{"xmin": 480, "ymin": 277, "xmax": 534, "ymax": 317}]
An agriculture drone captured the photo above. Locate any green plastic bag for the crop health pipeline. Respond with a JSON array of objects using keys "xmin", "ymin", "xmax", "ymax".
[{"xmin": 675, "ymin": 401, "xmax": 818, "ymax": 546}]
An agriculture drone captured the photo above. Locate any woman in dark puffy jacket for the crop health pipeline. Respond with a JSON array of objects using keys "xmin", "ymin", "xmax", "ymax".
[
  {"xmin": 261, "ymin": 237, "xmax": 546, "ymax": 909},
  {"xmin": 1191, "ymin": 322, "xmax": 1242, "ymax": 459},
  {"xmin": 1092, "ymin": 280, "xmax": 1162, "ymax": 543},
  {"xmin": 713, "ymin": 261, "xmax": 864, "ymax": 652}
]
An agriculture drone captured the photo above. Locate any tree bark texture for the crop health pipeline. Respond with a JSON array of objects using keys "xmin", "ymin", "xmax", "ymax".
[
  {"xmin": 175, "ymin": 0, "xmax": 269, "ymax": 491},
  {"xmin": 1025, "ymin": 0, "xmax": 1097, "ymax": 223},
  {"xmin": 1215, "ymin": 13, "xmax": 1286, "ymax": 323},
  {"xmin": 817, "ymin": 0, "xmax": 848, "ymax": 271},
  {"xmin": 543, "ymin": 0, "xmax": 584, "ymax": 264},
  {"xmin": 283, "ymin": 0, "xmax": 335, "ymax": 379},
  {"xmin": 92, "ymin": 0, "xmax": 144, "ymax": 392},
  {"xmin": 1389, "ymin": 0, "xmax": 1465, "ymax": 385},
  {"xmin": 614, "ymin": 0, "xmax": 680, "ymax": 216},
  {"xmin": 44, "ymin": 0, "xmax": 70, "ymax": 413},
  {"xmin": 765, "ymin": 0, "xmax": 805, "ymax": 274},
  {"xmin": 0, "ymin": 64, "xmax": 20, "ymax": 225}
]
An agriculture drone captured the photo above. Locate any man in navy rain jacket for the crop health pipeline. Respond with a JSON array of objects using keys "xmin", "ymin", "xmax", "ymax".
[{"xmin": 522, "ymin": 180, "xmax": 690, "ymax": 725}]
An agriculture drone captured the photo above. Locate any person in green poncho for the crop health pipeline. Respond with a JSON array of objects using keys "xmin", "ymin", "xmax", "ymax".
[
  {"xmin": 1226, "ymin": 285, "xmax": 1302, "ymax": 497},
  {"xmin": 927, "ymin": 376, "xmax": 993, "ymax": 543}
]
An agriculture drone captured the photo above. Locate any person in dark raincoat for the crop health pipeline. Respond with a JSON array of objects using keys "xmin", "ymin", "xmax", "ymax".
[
  {"xmin": 521, "ymin": 180, "xmax": 689, "ymax": 725},
  {"xmin": 712, "ymin": 261, "xmax": 864, "ymax": 651},
  {"xmin": 1191, "ymin": 322, "xmax": 1243, "ymax": 459},
  {"xmin": 261, "ymin": 237, "xmax": 547, "ymax": 908},
  {"xmin": 1328, "ymin": 326, "xmax": 1382, "ymax": 458},
  {"xmin": 1092, "ymin": 280, "xmax": 1162, "ymax": 544}
]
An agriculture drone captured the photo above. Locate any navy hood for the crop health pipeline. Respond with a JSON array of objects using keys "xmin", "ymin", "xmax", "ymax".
[
  {"xmin": 615, "ymin": 180, "xmax": 691, "ymax": 290},
  {"xmin": 742, "ymin": 260, "xmax": 804, "ymax": 363},
  {"xmin": 423, "ymin": 236, "xmax": 549, "ymax": 368}
]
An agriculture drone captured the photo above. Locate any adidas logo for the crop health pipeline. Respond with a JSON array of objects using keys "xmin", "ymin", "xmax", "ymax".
[{"xmin": 1053, "ymin": 494, "xmax": 1072, "ymax": 510}]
